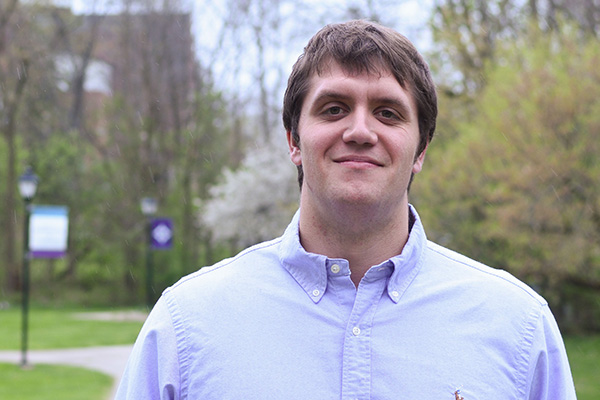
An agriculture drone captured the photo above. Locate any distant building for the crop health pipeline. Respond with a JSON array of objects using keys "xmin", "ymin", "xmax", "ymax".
[
  {"xmin": 80, "ymin": 11, "xmax": 197, "ymax": 135},
  {"xmin": 55, "ymin": 53, "xmax": 113, "ymax": 95}
]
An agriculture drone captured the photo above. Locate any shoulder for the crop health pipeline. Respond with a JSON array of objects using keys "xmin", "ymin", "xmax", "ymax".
[
  {"xmin": 419, "ymin": 242, "xmax": 575, "ymax": 398},
  {"xmin": 178, "ymin": 238, "xmax": 281, "ymax": 288},
  {"xmin": 424, "ymin": 240, "xmax": 547, "ymax": 307},
  {"xmin": 158, "ymin": 236, "xmax": 286, "ymax": 314}
]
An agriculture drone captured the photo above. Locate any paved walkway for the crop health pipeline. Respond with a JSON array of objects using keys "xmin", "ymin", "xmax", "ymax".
[{"xmin": 0, "ymin": 344, "xmax": 133, "ymax": 399}]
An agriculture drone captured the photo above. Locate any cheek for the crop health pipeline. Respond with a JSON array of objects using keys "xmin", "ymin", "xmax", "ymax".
[{"xmin": 388, "ymin": 136, "xmax": 424, "ymax": 174}]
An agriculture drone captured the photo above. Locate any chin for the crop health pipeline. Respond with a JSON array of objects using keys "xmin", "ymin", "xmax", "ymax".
[{"xmin": 333, "ymin": 189, "xmax": 382, "ymax": 208}]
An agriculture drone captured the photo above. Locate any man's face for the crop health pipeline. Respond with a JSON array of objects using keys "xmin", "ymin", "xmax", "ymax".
[{"xmin": 287, "ymin": 62, "xmax": 426, "ymax": 214}]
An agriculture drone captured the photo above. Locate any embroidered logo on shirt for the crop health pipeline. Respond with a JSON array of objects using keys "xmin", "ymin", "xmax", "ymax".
[{"xmin": 454, "ymin": 389, "xmax": 464, "ymax": 400}]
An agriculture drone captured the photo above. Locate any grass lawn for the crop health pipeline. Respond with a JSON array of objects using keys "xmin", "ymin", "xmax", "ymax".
[
  {"xmin": 0, "ymin": 362, "xmax": 112, "ymax": 400},
  {"xmin": 0, "ymin": 307, "xmax": 145, "ymax": 349},
  {"xmin": 0, "ymin": 307, "xmax": 145, "ymax": 399},
  {"xmin": 564, "ymin": 335, "xmax": 600, "ymax": 400}
]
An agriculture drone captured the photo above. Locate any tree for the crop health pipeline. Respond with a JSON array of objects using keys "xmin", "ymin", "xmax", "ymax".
[
  {"xmin": 0, "ymin": 0, "xmax": 55, "ymax": 293},
  {"xmin": 73, "ymin": 0, "xmax": 237, "ymax": 296},
  {"xmin": 202, "ymin": 140, "xmax": 298, "ymax": 249},
  {"xmin": 431, "ymin": 0, "xmax": 521, "ymax": 95},
  {"xmin": 414, "ymin": 22, "xmax": 600, "ymax": 330},
  {"xmin": 0, "ymin": 0, "xmax": 236, "ymax": 303},
  {"xmin": 430, "ymin": 0, "xmax": 600, "ymax": 146},
  {"xmin": 167, "ymin": 78, "xmax": 234, "ymax": 276},
  {"xmin": 431, "ymin": 0, "xmax": 600, "ymax": 96}
]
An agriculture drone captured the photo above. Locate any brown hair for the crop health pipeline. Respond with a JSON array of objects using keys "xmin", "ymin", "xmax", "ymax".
[{"xmin": 282, "ymin": 20, "xmax": 437, "ymax": 188}]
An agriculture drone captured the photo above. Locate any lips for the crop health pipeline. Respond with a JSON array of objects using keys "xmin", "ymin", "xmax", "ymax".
[{"xmin": 334, "ymin": 155, "xmax": 384, "ymax": 167}]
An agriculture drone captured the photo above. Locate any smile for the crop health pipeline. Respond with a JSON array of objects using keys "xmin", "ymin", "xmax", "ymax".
[{"xmin": 334, "ymin": 155, "xmax": 383, "ymax": 167}]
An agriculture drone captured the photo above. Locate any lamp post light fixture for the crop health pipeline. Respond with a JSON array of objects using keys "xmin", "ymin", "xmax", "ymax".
[
  {"xmin": 18, "ymin": 166, "xmax": 38, "ymax": 368},
  {"xmin": 140, "ymin": 197, "xmax": 157, "ymax": 309},
  {"xmin": 140, "ymin": 197, "xmax": 158, "ymax": 217}
]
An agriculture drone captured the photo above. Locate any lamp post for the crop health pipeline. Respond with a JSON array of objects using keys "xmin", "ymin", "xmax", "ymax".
[
  {"xmin": 140, "ymin": 197, "xmax": 157, "ymax": 309},
  {"xmin": 18, "ymin": 166, "xmax": 38, "ymax": 368}
]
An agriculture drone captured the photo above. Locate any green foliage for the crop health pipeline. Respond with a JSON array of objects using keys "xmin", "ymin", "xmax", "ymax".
[
  {"xmin": 0, "ymin": 363, "xmax": 112, "ymax": 400},
  {"xmin": 428, "ymin": 1, "xmax": 600, "ymax": 148},
  {"xmin": 430, "ymin": 0, "xmax": 523, "ymax": 94},
  {"xmin": 0, "ymin": 2, "xmax": 240, "ymax": 305},
  {"xmin": 161, "ymin": 88, "xmax": 235, "ymax": 280},
  {"xmin": 415, "ymin": 22, "xmax": 600, "ymax": 331},
  {"xmin": 564, "ymin": 335, "xmax": 600, "ymax": 399}
]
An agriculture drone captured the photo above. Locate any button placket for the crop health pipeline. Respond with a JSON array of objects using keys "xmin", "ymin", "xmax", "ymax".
[{"xmin": 341, "ymin": 275, "xmax": 388, "ymax": 400}]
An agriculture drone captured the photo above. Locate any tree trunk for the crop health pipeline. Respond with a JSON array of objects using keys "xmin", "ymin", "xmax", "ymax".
[
  {"xmin": 4, "ymin": 120, "xmax": 19, "ymax": 292},
  {"xmin": 2, "ymin": 58, "xmax": 29, "ymax": 293}
]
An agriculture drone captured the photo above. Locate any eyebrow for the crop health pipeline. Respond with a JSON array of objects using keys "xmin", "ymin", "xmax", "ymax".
[{"xmin": 311, "ymin": 90, "xmax": 352, "ymax": 105}]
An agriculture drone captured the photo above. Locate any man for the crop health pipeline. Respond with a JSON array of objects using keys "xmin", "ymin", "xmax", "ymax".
[{"xmin": 116, "ymin": 20, "xmax": 576, "ymax": 399}]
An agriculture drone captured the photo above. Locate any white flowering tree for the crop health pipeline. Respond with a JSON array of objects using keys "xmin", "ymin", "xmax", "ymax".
[{"xmin": 201, "ymin": 141, "xmax": 299, "ymax": 248}]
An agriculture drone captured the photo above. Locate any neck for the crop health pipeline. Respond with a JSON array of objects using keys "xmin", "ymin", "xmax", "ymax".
[{"xmin": 298, "ymin": 200, "xmax": 411, "ymax": 287}]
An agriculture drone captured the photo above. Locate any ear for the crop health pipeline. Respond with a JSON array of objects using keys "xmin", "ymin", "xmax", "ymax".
[
  {"xmin": 412, "ymin": 143, "xmax": 428, "ymax": 174},
  {"xmin": 287, "ymin": 130, "xmax": 302, "ymax": 166}
]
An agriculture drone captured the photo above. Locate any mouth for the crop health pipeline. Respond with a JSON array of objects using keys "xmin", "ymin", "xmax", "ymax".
[{"xmin": 334, "ymin": 155, "xmax": 384, "ymax": 168}]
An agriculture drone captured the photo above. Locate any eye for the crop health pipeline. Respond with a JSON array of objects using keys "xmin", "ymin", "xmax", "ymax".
[
  {"xmin": 377, "ymin": 108, "xmax": 401, "ymax": 119},
  {"xmin": 319, "ymin": 104, "xmax": 348, "ymax": 120},
  {"xmin": 376, "ymin": 108, "xmax": 402, "ymax": 122},
  {"xmin": 325, "ymin": 106, "xmax": 344, "ymax": 116}
]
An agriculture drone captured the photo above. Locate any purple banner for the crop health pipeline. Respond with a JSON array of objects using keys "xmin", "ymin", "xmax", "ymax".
[
  {"xmin": 31, "ymin": 250, "xmax": 66, "ymax": 259},
  {"xmin": 150, "ymin": 218, "xmax": 173, "ymax": 250}
]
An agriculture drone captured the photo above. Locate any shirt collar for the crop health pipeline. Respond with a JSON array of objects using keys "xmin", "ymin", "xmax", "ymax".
[
  {"xmin": 386, "ymin": 204, "xmax": 427, "ymax": 303},
  {"xmin": 279, "ymin": 210, "xmax": 328, "ymax": 303},
  {"xmin": 278, "ymin": 205, "xmax": 426, "ymax": 304}
]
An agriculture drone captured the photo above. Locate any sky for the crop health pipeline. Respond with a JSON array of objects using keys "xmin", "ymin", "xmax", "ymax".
[
  {"xmin": 63, "ymin": 0, "xmax": 433, "ymax": 58},
  {"xmin": 189, "ymin": 0, "xmax": 434, "ymax": 97},
  {"xmin": 59, "ymin": 0, "xmax": 434, "ymax": 101}
]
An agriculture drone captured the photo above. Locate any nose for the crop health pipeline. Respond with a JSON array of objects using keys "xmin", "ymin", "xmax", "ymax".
[{"xmin": 342, "ymin": 108, "xmax": 378, "ymax": 145}]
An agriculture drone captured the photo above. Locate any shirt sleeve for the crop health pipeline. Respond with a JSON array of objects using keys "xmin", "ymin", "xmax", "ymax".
[
  {"xmin": 114, "ymin": 295, "xmax": 182, "ymax": 400},
  {"xmin": 525, "ymin": 304, "xmax": 577, "ymax": 400}
]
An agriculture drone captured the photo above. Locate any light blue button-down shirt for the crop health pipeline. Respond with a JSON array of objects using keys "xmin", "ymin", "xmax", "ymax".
[{"xmin": 116, "ymin": 206, "xmax": 576, "ymax": 399}]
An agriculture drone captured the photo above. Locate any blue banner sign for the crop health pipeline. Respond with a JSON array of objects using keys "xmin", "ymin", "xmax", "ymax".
[{"xmin": 29, "ymin": 205, "xmax": 69, "ymax": 258}]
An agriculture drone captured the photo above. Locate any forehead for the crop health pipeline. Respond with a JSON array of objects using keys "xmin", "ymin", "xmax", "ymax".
[
  {"xmin": 303, "ymin": 61, "xmax": 416, "ymax": 110},
  {"xmin": 311, "ymin": 57, "xmax": 401, "ymax": 85}
]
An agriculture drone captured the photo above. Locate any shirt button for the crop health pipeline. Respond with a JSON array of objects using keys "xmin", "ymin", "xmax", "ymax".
[
  {"xmin": 312, "ymin": 289, "xmax": 320, "ymax": 297},
  {"xmin": 352, "ymin": 326, "xmax": 361, "ymax": 336},
  {"xmin": 391, "ymin": 290, "xmax": 399, "ymax": 298},
  {"xmin": 330, "ymin": 264, "xmax": 340, "ymax": 273}
]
